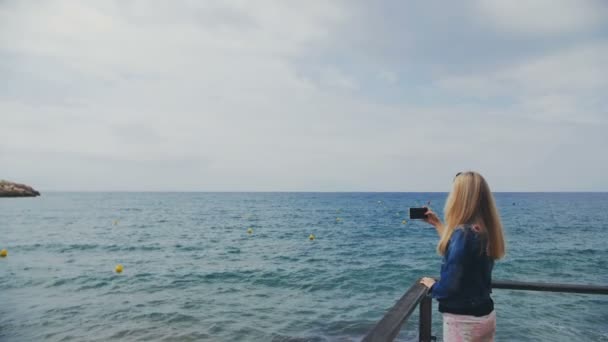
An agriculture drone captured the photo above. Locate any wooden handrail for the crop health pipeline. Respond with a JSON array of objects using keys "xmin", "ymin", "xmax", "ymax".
[
  {"xmin": 362, "ymin": 279, "xmax": 429, "ymax": 342},
  {"xmin": 492, "ymin": 279, "xmax": 608, "ymax": 295},
  {"xmin": 362, "ymin": 278, "xmax": 608, "ymax": 342}
]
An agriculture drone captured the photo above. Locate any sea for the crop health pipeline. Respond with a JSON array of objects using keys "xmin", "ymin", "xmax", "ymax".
[{"xmin": 1, "ymin": 192, "xmax": 607, "ymax": 341}]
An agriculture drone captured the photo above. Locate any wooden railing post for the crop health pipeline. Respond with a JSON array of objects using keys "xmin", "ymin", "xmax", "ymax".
[
  {"xmin": 362, "ymin": 281, "xmax": 428, "ymax": 342},
  {"xmin": 418, "ymin": 295, "xmax": 432, "ymax": 342}
]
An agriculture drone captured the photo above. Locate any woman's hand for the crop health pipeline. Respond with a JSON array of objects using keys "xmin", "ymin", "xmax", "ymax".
[
  {"xmin": 420, "ymin": 277, "xmax": 436, "ymax": 289},
  {"xmin": 423, "ymin": 207, "xmax": 442, "ymax": 228}
]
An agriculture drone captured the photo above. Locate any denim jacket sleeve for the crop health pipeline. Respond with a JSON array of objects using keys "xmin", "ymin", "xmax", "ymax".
[{"xmin": 430, "ymin": 228, "xmax": 468, "ymax": 299}]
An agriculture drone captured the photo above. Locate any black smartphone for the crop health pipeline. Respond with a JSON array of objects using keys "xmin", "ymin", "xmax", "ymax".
[{"xmin": 409, "ymin": 207, "xmax": 428, "ymax": 220}]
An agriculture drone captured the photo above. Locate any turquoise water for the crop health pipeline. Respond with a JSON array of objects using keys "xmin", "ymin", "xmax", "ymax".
[{"xmin": 1, "ymin": 192, "xmax": 607, "ymax": 341}]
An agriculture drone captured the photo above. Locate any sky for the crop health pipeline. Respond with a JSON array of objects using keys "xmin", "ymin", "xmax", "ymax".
[{"xmin": 1, "ymin": 0, "xmax": 607, "ymax": 192}]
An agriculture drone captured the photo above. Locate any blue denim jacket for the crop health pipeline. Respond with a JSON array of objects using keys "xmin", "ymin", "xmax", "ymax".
[{"xmin": 430, "ymin": 225, "xmax": 494, "ymax": 316}]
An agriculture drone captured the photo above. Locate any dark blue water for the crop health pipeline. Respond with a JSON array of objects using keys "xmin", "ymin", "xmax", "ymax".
[{"xmin": 1, "ymin": 193, "xmax": 607, "ymax": 341}]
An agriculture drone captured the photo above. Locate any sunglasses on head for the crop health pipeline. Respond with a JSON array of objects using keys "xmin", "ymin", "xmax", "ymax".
[{"xmin": 454, "ymin": 172, "xmax": 469, "ymax": 181}]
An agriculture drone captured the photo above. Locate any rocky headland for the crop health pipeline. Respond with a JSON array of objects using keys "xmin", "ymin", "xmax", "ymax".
[{"xmin": 0, "ymin": 180, "xmax": 41, "ymax": 197}]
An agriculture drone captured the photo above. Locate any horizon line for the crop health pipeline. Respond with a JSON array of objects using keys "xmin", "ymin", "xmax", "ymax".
[{"xmin": 33, "ymin": 190, "xmax": 608, "ymax": 193}]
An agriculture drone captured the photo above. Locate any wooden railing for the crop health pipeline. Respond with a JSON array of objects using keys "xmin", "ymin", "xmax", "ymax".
[{"xmin": 362, "ymin": 279, "xmax": 608, "ymax": 342}]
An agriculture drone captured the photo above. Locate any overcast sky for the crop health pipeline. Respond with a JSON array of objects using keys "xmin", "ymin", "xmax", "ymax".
[{"xmin": 1, "ymin": 1, "xmax": 607, "ymax": 191}]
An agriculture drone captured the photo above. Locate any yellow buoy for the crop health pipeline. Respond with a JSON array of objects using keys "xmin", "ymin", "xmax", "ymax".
[
  {"xmin": 247, "ymin": 228, "xmax": 253, "ymax": 234},
  {"xmin": 402, "ymin": 220, "xmax": 407, "ymax": 225},
  {"xmin": 115, "ymin": 264, "xmax": 123, "ymax": 273},
  {"xmin": 336, "ymin": 217, "xmax": 342, "ymax": 222},
  {"xmin": 0, "ymin": 249, "xmax": 7, "ymax": 257},
  {"xmin": 113, "ymin": 220, "xmax": 118, "ymax": 225},
  {"xmin": 309, "ymin": 234, "xmax": 315, "ymax": 241}
]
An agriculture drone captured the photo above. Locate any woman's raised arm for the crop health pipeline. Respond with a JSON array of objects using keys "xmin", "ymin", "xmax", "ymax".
[{"xmin": 423, "ymin": 207, "xmax": 444, "ymax": 237}]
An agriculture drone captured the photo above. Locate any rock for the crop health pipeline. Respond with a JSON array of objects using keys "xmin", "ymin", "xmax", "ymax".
[{"xmin": 0, "ymin": 180, "xmax": 41, "ymax": 197}]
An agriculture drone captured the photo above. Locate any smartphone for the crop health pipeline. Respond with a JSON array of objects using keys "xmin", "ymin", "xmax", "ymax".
[{"xmin": 409, "ymin": 207, "xmax": 428, "ymax": 220}]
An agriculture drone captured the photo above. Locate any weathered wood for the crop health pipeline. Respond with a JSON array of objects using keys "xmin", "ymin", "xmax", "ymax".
[
  {"xmin": 492, "ymin": 279, "xmax": 608, "ymax": 295},
  {"xmin": 418, "ymin": 295, "xmax": 432, "ymax": 342},
  {"xmin": 362, "ymin": 280, "xmax": 428, "ymax": 342}
]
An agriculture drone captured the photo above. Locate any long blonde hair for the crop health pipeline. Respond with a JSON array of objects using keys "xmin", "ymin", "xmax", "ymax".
[{"xmin": 437, "ymin": 171, "xmax": 506, "ymax": 260}]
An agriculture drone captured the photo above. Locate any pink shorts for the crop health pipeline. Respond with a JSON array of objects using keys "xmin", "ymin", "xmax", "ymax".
[{"xmin": 442, "ymin": 310, "xmax": 496, "ymax": 342}]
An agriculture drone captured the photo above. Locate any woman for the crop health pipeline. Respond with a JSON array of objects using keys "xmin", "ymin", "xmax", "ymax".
[{"xmin": 420, "ymin": 171, "xmax": 506, "ymax": 342}]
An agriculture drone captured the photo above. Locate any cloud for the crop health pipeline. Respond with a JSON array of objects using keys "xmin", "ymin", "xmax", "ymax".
[
  {"xmin": 0, "ymin": 0, "xmax": 607, "ymax": 191},
  {"xmin": 476, "ymin": 0, "xmax": 608, "ymax": 35},
  {"xmin": 436, "ymin": 42, "xmax": 608, "ymax": 124}
]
